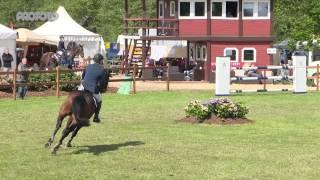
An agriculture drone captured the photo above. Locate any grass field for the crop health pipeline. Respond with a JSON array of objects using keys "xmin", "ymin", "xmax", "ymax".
[{"xmin": 1, "ymin": 91, "xmax": 320, "ymax": 179}]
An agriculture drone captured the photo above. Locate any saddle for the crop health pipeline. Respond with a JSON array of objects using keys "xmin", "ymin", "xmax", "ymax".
[{"xmin": 81, "ymin": 90, "xmax": 98, "ymax": 109}]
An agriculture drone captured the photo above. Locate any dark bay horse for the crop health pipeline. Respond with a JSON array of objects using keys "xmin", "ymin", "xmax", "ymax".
[
  {"xmin": 39, "ymin": 42, "xmax": 84, "ymax": 70},
  {"xmin": 45, "ymin": 69, "xmax": 110, "ymax": 155}
]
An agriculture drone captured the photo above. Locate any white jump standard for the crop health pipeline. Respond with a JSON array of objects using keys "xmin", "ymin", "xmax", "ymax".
[{"xmin": 215, "ymin": 56, "xmax": 307, "ymax": 96}]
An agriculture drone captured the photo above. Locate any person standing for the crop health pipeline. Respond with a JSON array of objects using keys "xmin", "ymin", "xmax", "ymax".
[
  {"xmin": 2, "ymin": 48, "xmax": 13, "ymax": 69},
  {"xmin": 17, "ymin": 58, "xmax": 31, "ymax": 99}
]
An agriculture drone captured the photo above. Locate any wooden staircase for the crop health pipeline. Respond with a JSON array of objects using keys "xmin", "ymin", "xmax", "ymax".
[{"xmin": 121, "ymin": 39, "xmax": 151, "ymax": 76}]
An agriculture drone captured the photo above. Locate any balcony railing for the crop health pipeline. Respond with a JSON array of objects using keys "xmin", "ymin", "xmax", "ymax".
[{"xmin": 124, "ymin": 18, "xmax": 179, "ymax": 36}]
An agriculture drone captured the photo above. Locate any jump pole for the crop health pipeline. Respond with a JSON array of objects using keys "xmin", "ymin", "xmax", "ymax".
[{"xmin": 215, "ymin": 55, "xmax": 307, "ymax": 95}]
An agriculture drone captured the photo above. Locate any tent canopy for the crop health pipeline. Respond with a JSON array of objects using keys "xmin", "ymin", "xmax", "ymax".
[
  {"xmin": 0, "ymin": 24, "xmax": 17, "ymax": 39},
  {"xmin": 16, "ymin": 28, "xmax": 54, "ymax": 44},
  {"xmin": 33, "ymin": 6, "xmax": 105, "ymax": 58}
]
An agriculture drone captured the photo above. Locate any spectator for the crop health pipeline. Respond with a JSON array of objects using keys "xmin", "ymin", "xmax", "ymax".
[
  {"xmin": 32, "ymin": 63, "xmax": 40, "ymax": 71},
  {"xmin": 17, "ymin": 58, "xmax": 31, "ymax": 99},
  {"xmin": 2, "ymin": 48, "xmax": 13, "ymax": 69}
]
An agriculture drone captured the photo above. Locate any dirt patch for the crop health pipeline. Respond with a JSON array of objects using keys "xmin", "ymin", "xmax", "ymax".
[{"xmin": 178, "ymin": 116, "xmax": 253, "ymax": 125}]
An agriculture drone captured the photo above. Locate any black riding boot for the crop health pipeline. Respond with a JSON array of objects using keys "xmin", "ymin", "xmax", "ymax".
[{"xmin": 93, "ymin": 102, "xmax": 102, "ymax": 123}]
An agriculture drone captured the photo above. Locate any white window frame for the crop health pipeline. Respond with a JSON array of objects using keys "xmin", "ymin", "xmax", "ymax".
[
  {"xmin": 159, "ymin": 1, "xmax": 164, "ymax": 18},
  {"xmin": 179, "ymin": 0, "xmax": 207, "ymax": 19},
  {"xmin": 224, "ymin": 48, "xmax": 238, "ymax": 62},
  {"xmin": 242, "ymin": 48, "xmax": 256, "ymax": 62},
  {"xmin": 242, "ymin": 0, "xmax": 270, "ymax": 19},
  {"xmin": 211, "ymin": 0, "xmax": 239, "ymax": 20},
  {"xmin": 170, "ymin": 1, "xmax": 176, "ymax": 16}
]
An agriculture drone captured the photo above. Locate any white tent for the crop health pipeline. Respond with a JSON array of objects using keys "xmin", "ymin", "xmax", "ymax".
[
  {"xmin": 0, "ymin": 24, "xmax": 17, "ymax": 68},
  {"xmin": 33, "ymin": 6, "xmax": 105, "ymax": 58}
]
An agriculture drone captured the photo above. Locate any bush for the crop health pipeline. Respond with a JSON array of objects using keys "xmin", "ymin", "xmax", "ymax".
[
  {"xmin": 185, "ymin": 98, "xmax": 249, "ymax": 120},
  {"xmin": 28, "ymin": 72, "xmax": 81, "ymax": 91},
  {"xmin": 206, "ymin": 98, "xmax": 249, "ymax": 119},
  {"xmin": 184, "ymin": 100, "xmax": 210, "ymax": 120}
]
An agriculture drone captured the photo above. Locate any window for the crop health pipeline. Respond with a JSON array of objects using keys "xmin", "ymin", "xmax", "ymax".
[
  {"xmin": 226, "ymin": 1, "xmax": 238, "ymax": 18},
  {"xmin": 202, "ymin": 46, "xmax": 207, "ymax": 60},
  {"xmin": 170, "ymin": 1, "xmax": 176, "ymax": 16},
  {"xmin": 212, "ymin": 2, "xmax": 223, "ymax": 17},
  {"xmin": 224, "ymin": 48, "xmax": 238, "ymax": 62},
  {"xmin": 243, "ymin": 0, "xmax": 270, "ymax": 18},
  {"xmin": 180, "ymin": 2, "xmax": 190, "ymax": 16},
  {"xmin": 242, "ymin": 48, "xmax": 256, "ymax": 62},
  {"xmin": 243, "ymin": 2, "xmax": 254, "ymax": 17},
  {"xmin": 258, "ymin": 2, "xmax": 268, "ymax": 17},
  {"xmin": 179, "ymin": 1, "xmax": 207, "ymax": 19},
  {"xmin": 189, "ymin": 43, "xmax": 195, "ymax": 60},
  {"xmin": 159, "ymin": 1, "xmax": 164, "ymax": 18},
  {"xmin": 195, "ymin": 2, "xmax": 205, "ymax": 16},
  {"xmin": 196, "ymin": 45, "xmax": 201, "ymax": 60}
]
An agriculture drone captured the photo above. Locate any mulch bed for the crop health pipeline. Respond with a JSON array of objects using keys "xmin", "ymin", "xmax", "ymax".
[
  {"xmin": 178, "ymin": 116, "xmax": 253, "ymax": 125},
  {"xmin": 0, "ymin": 87, "xmax": 119, "ymax": 99}
]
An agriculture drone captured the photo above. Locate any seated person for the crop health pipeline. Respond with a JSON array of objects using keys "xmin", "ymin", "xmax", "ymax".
[{"xmin": 244, "ymin": 63, "xmax": 263, "ymax": 84}]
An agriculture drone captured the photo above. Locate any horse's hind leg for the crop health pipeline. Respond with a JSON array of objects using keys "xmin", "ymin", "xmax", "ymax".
[
  {"xmin": 52, "ymin": 123, "xmax": 76, "ymax": 155},
  {"xmin": 66, "ymin": 125, "xmax": 82, "ymax": 147},
  {"xmin": 45, "ymin": 115, "xmax": 65, "ymax": 148}
]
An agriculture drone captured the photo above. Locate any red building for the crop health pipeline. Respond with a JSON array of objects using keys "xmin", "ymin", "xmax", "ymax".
[{"xmin": 124, "ymin": 0, "xmax": 275, "ymax": 81}]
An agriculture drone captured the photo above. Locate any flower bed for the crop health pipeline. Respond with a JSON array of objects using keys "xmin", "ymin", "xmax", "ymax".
[{"xmin": 180, "ymin": 98, "xmax": 252, "ymax": 125}]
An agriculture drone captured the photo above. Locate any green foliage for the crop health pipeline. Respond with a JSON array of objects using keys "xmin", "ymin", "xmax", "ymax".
[
  {"xmin": 186, "ymin": 98, "xmax": 249, "ymax": 120},
  {"xmin": 274, "ymin": 0, "xmax": 320, "ymax": 49},
  {"xmin": 0, "ymin": 0, "xmax": 156, "ymax": 42},
  {"xmin": 28, "ymin": 72, "xmax": 80, "ymax": 91},
  {"xmin": 184, "ymin": 100, "xmax": 210, "ymax": 120}
]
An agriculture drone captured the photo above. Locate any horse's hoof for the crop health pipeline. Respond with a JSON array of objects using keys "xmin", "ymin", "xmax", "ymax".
[
  {"xmin": 45, "ymin": 142, "xmax": 51, "ymax": 148},
  {"xmin": 51, "ymin": 150, "xmax": 57, "ymax": 155},
  {"xmin": 66, "ymin": 143, "xmax": 72, "ymax": 147}
]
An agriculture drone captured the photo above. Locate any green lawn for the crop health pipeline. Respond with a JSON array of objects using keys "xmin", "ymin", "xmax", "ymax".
[{"xmin": 1, "ymin": 91, "xmax": 320, "ymax": 179}]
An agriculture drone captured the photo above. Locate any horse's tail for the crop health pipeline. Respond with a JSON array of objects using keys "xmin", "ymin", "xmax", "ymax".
[{"xmin": 72, "ymin": 96, "xmax": 90, "ymax": 127}]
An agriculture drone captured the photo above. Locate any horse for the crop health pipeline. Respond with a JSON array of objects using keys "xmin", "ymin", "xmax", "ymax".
[
  {"xmin": 45, "ymin": 69, "xmax": 111, "ymax": 155},
  {"xmin": 39, "ymin": 42, "xmax": 84, "ymax": 70}
]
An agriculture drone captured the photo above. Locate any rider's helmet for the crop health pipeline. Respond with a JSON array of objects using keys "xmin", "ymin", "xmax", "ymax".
[
  {"xmin": 93, "ymin": 53, "xmax": 104, "ymax": 64},
  {"xmin": 59, "ymin": 35, "xmax": 64, "ymax": 40}
]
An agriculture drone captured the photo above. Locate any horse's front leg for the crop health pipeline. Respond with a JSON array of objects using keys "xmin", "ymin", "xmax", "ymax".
[
  {"xmin": 45, "ymin": 115, "xmax": 65, "ymax": 148},
  {"xmin": 52, "ymin": 124, "xmax": 75, "ymax": 155},
  {"xmin": 66, "ymin": 125, "xmax": 82, "ymax": 147}
]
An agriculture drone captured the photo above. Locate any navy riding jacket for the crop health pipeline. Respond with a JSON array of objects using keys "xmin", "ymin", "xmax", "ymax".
[{"xmin": 82, "ymin": 63, "xmax": 106, "ymax": 94}]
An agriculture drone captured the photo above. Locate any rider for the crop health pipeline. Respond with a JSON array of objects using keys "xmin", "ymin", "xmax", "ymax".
[
  {"xmin": 78, "ymin": 53, "xmax": 106, "ymax": 123},
  {"xmin": 58, "ymin": 35, "xmax": 67, "ymax": 66},
  {"xmin": 58, "ymin": 35, "xmax": 66, "ymax": 52}
]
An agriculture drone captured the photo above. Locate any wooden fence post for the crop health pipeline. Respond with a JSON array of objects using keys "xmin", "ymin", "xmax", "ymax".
[
  {"xmin": 166, "ymin": 63, "xmax": 170, "ymax": 92},
  {"xmin": 317, "ymin": 64, "xmax": 319, "ymax": 91},
  {"xmin": 132, "ymin": 64, "xmax": 137, "ymax": 94},
  {"xmin": 56, "ymin": 67, "xmax": 60, "ymax": 98},
  {"xmin": 263, "ymin": 70, "xmax": 266, "ymax": 91},
  {"xmin": 13, "ymin": 69, "xmax": 17, "ymax": 100}
]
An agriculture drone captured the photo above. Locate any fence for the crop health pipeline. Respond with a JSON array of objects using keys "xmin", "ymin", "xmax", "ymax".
[{"xmin": 0, "ymin": 63, "xmax": 171, "ymax": 100}]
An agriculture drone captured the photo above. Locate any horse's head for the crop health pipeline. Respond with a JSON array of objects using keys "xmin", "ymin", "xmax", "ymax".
[
  {"xmin": 99, "ymin": 69, "xmax": 112, "ymax": 93},
  {"xmin": 67, "ymin": 42, "xmax": 84, "ymax": 58}
]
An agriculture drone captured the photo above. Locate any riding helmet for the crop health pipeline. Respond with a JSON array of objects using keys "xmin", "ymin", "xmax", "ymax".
[
  {"xmin": 59, "ymin": 35, "xmax": 64, "ymax": 39},
  {"xmin": 93, "ymin": 53, "xmax": 104, "ymax": 64}
]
